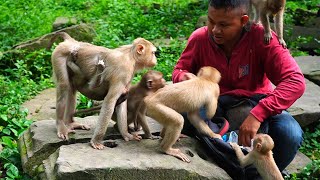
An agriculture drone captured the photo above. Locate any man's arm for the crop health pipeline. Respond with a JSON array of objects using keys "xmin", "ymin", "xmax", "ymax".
[
  {"xmin": 250, "ymin": 40, "xmax": 305, "ymax": 122},
  {"xmin": 172, "ymin": 32, "xmax": 199, "ymax": 83}
]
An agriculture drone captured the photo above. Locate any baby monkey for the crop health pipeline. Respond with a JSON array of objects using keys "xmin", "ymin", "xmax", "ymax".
[
  {"xmin": 250, "ymin": 0, "xmax": 287, "ymax": 48},
  {"xmin": 230, "ymin": 134, "xmax": 283, "ymax": 180}
]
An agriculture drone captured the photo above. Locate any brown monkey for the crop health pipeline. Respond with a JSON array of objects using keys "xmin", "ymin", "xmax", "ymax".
[
  {"xmin": 126, "ymin": 70, "xmax": 166, "ymax": 138},
  {"xmin": 144, "ymin": 66, "xmax": 222, "ymax": 162},
  {"xmin": 230, "ymin": 134, "xmax": 284, "ymax": 180},
  {"xmin": 50, "ymin": 32, "xmax": 157, "ymax": 149},
  {"xmin": 72, "ymin": 69, "xmax": 166, "ymax": 138},
  {"xmin": 250, "ymin": 0, "xmax": 286, "ymax": 48}
]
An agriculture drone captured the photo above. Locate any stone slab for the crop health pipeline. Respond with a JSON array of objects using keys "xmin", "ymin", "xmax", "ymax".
[
  {"xmin": 288, "ymin": 78, "xmax": 320, "ymax": 127},
  {"xmin": 54, "ymin": 140, "xmax": 231, "ymax": 180}
]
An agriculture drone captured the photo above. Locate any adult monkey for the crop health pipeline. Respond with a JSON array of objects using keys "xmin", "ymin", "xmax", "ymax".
[
  {"xmin": 72, "ymin": 69, "xmax": 166, "ymax": 138},
  {"xmin": 172, "ymin": 0, "xmax": 304, "ymax": 177},
  {"xmin": 50, "ymin": 32, "xmax": 157, "ymax": 149}
]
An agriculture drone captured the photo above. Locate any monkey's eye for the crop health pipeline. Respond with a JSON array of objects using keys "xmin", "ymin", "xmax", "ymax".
[{"xmin": 154, "ymin": 51, "xmax": 160, "ymax": 57}]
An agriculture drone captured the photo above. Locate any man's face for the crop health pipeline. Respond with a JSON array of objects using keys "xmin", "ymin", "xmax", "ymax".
[{"xmin": 207, "ymin": 6, "xmax": 246, "ymax": 47}]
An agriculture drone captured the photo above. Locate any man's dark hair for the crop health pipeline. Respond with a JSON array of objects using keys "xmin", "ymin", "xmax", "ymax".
[{"xmin": 209, "ymin": 0, "xmax": 249, "ymax": 12}]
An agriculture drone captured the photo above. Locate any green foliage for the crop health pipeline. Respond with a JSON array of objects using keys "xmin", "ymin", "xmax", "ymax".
[
  {"xmin": 76, "ymin": 94, "xmax": 94, "ymax": 110},
  {"xmin": 154, "ymin": 39, "xmax": 187, "ymax": 81},
  {"xmin": 288, "ymin": 123, "xmax": 320, "ymax": 179}
]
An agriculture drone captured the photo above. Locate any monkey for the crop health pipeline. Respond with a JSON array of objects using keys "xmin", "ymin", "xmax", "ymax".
[
  {"xmin": 230, "ymin": 134, "xmax": 284, "ymax": 180},
  {"xmin": 144, "ymin": 66, "xmax": 222, "ymax": 162},
  {"xmin": 250, "ymin": 0, "xmax": 287, "ymax": 48},
  {"xmin": 123, "ymin": 70, "xmax": 166, "ymax": 138},
  {"xmin": 49, "ymin": 32, "xmax": 157, "ymax": 149},
  {"xmin": 68, "ymin": 67, "xmax": 166, "ymax": 138},
  {"xmin": 71, "ymin": 69, "xmax": 166, "ymax": 138}
]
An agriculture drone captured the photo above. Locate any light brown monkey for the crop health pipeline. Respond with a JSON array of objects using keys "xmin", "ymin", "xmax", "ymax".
[
  {"xmin": 230, "ymin": 134, "xmax": 284, "ymax": 180},
  {"xmin": 72, "ymin": 69, "xmax": 166, "ymax": 138},
  {"xmin": 50, "ymin": 32, "xmax": 157, "ymax": 149},
  {"xmin": 250, "ymin": 0, "xmax": 286, "ymax": 48},
  {"xmin": 144, "ymin": 66, "xmax": 222, "ymax": 162}
]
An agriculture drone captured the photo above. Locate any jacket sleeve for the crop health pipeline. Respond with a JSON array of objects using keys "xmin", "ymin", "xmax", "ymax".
[
  {"xmin": 250, "ymin": 34, "xmax": 306, "ymax": 122},
  {"xmin": 172, "ymin": 32, "xmax": 198, "ymax": 83}
]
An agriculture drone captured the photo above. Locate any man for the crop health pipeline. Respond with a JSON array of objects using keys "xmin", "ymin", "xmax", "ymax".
[{"xmin": 172, "ymin": 0, "xmax": 305, "ymax": 175}]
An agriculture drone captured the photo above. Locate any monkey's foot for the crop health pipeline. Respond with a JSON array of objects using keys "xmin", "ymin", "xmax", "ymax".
[
  {"xmin": 278, "ymin": 38, "xmax": 287, "ymax": 48},
  {"xmin": 264, "ymin": 32, "xmax": 272, "ymax": 44},
  {"xmin": 57, "ymin": 125, "xmax": 76, "ymax": 140},
  {"xmin": 90, "ymin": 140, "xmax": 105, "ymax": 150},
  {"xmin": 123, "ymin": 133, "xmax": 142, "ymax": 141},
  {"xmin": 166, "ymin": 148, "xmax": 191, "ymax": 163},
  {"xmin": 68, "ymin": 122, "xmax": 90, "ymax": 130}
]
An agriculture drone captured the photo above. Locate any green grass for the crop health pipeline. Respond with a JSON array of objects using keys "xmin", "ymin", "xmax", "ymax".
[{"xmin": 0, "ymin": 0, "xmax": 319, "ymax": 179}]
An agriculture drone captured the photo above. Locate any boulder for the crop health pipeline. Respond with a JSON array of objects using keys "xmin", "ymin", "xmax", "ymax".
[
  {"xmin": 18, "ymin": 117, "xmax": 231, "ymax": 180},
  {"xmin": 13, "ymin": 24, "xmax": 96, "ymax": 51},
  {"xmin": 52, "ymin": 17, "xmax": 78, "ymax": 31}
]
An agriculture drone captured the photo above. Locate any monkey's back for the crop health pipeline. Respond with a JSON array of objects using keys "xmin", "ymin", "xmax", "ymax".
[{"xmin": 146, "ymin": 77, "xmax": 219, "ymax": 113}]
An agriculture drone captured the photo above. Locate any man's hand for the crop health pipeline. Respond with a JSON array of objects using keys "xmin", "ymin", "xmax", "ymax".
[
  {"xmin": 181, "ymin": 73, "xmax": 196, "ymax": 81},
  {"xmin": 239, "ymin": 114, "xmax": 261, "ymax": 147}
]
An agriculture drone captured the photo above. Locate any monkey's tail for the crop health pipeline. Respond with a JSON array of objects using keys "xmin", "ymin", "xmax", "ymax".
[{"xmin": 47, "ymin": 32, "xmax": 73, "ymax": 50}]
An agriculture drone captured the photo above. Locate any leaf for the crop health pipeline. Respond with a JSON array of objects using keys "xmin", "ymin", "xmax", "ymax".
[
  {"xmin": 0, "ymin": 114, "xmax": 8, "ymax": 121},
  {"xmin": 2, "ymin": 128, "xmax": 11, "ymax": 135}
]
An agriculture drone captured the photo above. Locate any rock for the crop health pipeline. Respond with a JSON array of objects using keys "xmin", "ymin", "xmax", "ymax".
[
  {"xmin": 18, "ymin": 117, "xmax": 231, "ymax": 180},
  {"xmin": 283, "ymin": 25, "xmax": 320, "ymax": 50},
  {"xmin": 305, "ymin": 17, "xmax": 320, "ymax": 28},
  {"xmin": 288, "ymin": 79, "xmax": 320, "ymax": 127},
  {"xmin": 295, "ymin": 56, "xmax": 320, "ymax": 86},
  {"xmin": 195, "ymin": 15, "xmax": 207, "ymax": 29},
  {"xmin": 14, "ymin": 24, "xmax": 96, "ymax": 51},
  {"xmin": 287, "ymin": 56, "xmax": 320, "ymax": 127},
  {"xmin": 52, "ymin": 17, "xmax": 78, "ymax": 31},
  {"xmin": 286, "ymin": 151, "xmax": 312, "ymax": 175},
  {"xmin": 21, "ymin": 88, "xmax": 56, "ymax": 121}
]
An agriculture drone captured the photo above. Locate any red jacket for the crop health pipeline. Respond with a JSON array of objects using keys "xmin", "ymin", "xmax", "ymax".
[{"xmin": 172, "ymin": 24, "xmax": 305, "ymax": 122}]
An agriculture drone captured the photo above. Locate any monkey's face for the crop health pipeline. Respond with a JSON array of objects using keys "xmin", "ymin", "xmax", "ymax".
[{"xmin": 207, "ymin": 6, "xmax": 249, "ymax": 48}]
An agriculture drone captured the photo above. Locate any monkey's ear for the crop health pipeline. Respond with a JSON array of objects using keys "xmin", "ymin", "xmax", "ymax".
[
  {"xmin": 137, "ymin": 44, "xmax": 145, "ymax": 55},
  {"xmin": 256, "ymin": 143, "xmax": 262, "ymax": 152},
  {"xmin": 147, "ymin": 80, "xmax": 153, "ymax": 89}
]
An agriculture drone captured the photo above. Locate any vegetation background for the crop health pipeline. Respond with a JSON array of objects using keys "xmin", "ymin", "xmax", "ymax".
[{"xmin": 0, "ymin": 0, "xmax": 319, "ymax": 179}]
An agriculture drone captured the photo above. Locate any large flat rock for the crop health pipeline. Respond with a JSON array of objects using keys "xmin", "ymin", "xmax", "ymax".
[
  {"xmin": 18, "ymin": 117, "xmax": 231, "ymax": 180},
  {"xmin": 54, "ymin": 140, "xmax": 230, "ymax": 180}
]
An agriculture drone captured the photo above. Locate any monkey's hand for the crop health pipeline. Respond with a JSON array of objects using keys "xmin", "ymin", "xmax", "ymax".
[
  {"xmin": 123, "ymin": 133, "xmax": 142, "ymax": 141},
  {"xmin": 165, "ymin": 148, "xmax": 191, "ymax": 163},
  {"xmin": 57, "ymin": 124, "xmax": 76, "ymax": 140},
  {"xmin": 229, "ymin": 142, "xmax": 240, "ymax": 151},
  {"xmin": 278, "ymin": 38, "xmax": 287, "ymax": 48},
  {"xmin": 264, "ymin": 31, "xmax": 273, "ymax": 45}
]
